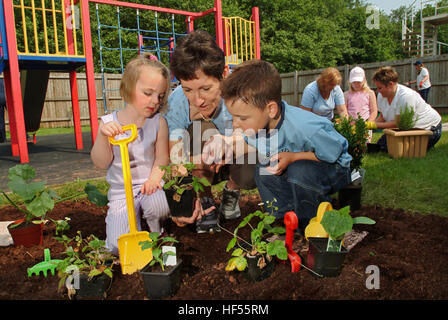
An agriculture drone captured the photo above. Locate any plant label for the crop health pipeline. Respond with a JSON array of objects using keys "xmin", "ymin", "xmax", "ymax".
[{"xmin": 162, "ymin": 246, "xmax": 177, "ymax": 266}]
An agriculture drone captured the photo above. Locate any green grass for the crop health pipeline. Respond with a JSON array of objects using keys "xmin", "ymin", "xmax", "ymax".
[{"xmin": 6, "ymin": 126, "xmax": 91, "ymax": 138}]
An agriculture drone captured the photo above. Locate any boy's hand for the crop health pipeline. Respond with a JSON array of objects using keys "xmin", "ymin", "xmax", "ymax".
[
  {"xmin": 101, "ymin": 121, "xmax": 124, "ymax": 137},
  {"xmin": 171, "ymin": 198, "xmax": 216, "ymax": 227},
  {"xmin": 265, "ymin": 152, "xmax": 294, "ymax": 175},
  {"xmin": 141, "ymin": 178, "xmax": 162, "ymax": 195},
  {"xmin": 202, "ymin": 134, "xmax": 233, "ymax": 166}
]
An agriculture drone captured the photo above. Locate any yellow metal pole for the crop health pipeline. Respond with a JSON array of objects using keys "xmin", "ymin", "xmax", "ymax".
[
  {"xmin": 42, "ymin": 0, "xmax": 49, "ymax": 54},
  {"xmin": 19, "ymin": 0, "xmax": 29, "ymax": 53},
  {"xmin": 224, "ymin": 18, "xmax": 229, "ymax": 64},
  {"xmin": 239, "ymin": 18, "xmax": 243, "ymax": 64},
  {"xmin": 244, "ymin": 20, "xmax": 248, "ymax": 62},
  {"xmin": 61, "ymin": 0, "xmax": 69, "ymax": 55},
  {"xmin": 51, "ymin": 0, "xmax": 60, "ymax": 54},
  {"xmin": 229, "ymin": 18, "xmax": 234, "ymax": 64},
  {"xmin": 31, "ymin": 0, "xmax": 39, "ymax": 53}
]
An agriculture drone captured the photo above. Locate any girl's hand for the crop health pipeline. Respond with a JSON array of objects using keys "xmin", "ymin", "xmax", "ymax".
[
  {"xmin": 265, "ymin": 152, "xmax": 294, "ymax": 175},
  {"xmin": 101, "ymin": 121, "xmax": 124, "ymax": 137},
  {"xmin": 171, "ymin": 198, "xmax": 216, "ymax": 227},
  {"xmin": 141, "ymin": 178, "xmax": 162, "ymax": 195}
]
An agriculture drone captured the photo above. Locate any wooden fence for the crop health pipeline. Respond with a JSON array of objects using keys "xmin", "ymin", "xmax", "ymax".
[
  {"xmin": 281, "ymin": 54, "xmax": 448, "ymax": 115},
  {"xmin": 3, "ymin": 54, "xmax": 448, "ymax": 130}
]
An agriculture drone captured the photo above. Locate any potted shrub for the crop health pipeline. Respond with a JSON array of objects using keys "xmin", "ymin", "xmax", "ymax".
[
  {"xmin": 305, "ymin": 206, "xmax": 375, "ymax": 277},
  {"xmin": 160, "ymin": 162, "xmax": 211, "ymax": 217},
  {"xmin": 384, "ymin": 104, "xmax": 433, "ymax": 159},
  {"xmin": 334, "ymin": 115, "xmax": 369, "ymax": 210},
  {"xmin": 225, "ymin": 201, "xmax": 288, "ymax": 282},
  {"xmin": 55, "ymin": 232, "xmax": 115, "ymax": 300},
  {"xmin": 138, "ymin": 232, "xmax": 182, "ymax": 299},
  {"xmin": 0, "ymin": 164, "xmax": 74, "ymax": 247}
]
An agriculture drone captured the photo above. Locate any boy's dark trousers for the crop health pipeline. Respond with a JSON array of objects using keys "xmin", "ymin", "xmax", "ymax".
[{"xmin": 255, "ymin": 160, "xmax": 351, "ymax": 234}]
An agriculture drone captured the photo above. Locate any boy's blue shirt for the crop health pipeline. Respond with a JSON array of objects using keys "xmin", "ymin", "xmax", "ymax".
[
  {"xmin": 163, "ymin": 85, "xmax": 233, "ymax": 140},
  {"xmin": 301, "ymin": 80, "xmax": 345, "ymax": 120},
  {"xmin": 245, "ymin": 101, "xmax": 352, "ymax": 168}
]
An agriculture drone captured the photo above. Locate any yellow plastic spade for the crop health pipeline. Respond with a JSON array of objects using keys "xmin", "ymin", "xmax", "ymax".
[
  {"xmin": 109, "ymin": 124, "xmax": 152, "ymax": 275},
  {"xmin": 304, "ymin": 202, "xmax": 333, "ymax": 240}
]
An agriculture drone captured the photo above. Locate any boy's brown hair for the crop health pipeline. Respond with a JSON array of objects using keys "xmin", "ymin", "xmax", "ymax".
[
  {"xmin": 120, "ymin": 53, "xmax": 171, "ymax": 112},
  {"xmin": 170, "ymin": 31, "xmax": 225, "ymax": 81},
  {"xmin": 221, "ymin": 59, "xmax": 282, "ymax": 110},
  {"xmin": 372, "ymin": 66, "xmax": 399, "ymax": 86}
]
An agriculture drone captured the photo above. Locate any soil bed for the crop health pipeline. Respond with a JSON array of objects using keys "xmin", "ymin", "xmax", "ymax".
[{"xmin": 1, "ymin": 195, "xmax": 447, "ymax": 300}]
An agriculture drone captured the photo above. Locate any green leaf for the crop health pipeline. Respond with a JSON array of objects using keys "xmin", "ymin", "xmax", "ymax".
[
  {"xmin": 226, "ymin": 237, "xmax": 237, "ymax": 252},
  {"xmin": 321, "ymin": 208, "xmax": 353, "ymax": 240},
  {"xmin": 353, "ymin": 217, "xmax": 376, "ymax": 225},
  {"xmin": 198, "ymin": 177, "xmax": 211, "ymax": 187},
  {"xmin": 263, "ymin": 215, "xmax": 276, "ymax": 225},
  {"xmin": 84, "ymin": 183, "xmax": 108, "ymax": 207},
  {"xmin": 8, "ymin": 179, "xmax": 45, "ymax": 201},
  {"xmin": 163, "ymin": 180, "xmax": 176, "ymax": 190},
  {"xmin": 269, "ymin": 227, "xmax": 286, "ymax": 235},
  {"xmin": 176, "ymin": 187, "xmax": 185, "ymax": 195},
  {"xmin": 88, "ymin": 269, "xmax": 102, "ymax": 278},
  {"xmin": 251, "ymin": 229, "xmax": 262, "ymax": 243},
  {"xmin": 8, "ymin": 164, "xmax": 35, "ymax": 181},
  {"xmin": 103, "ymin": 268, "xmax": 113, "ymax": 278},
  {"xmin": 267, "ymin": 240, "xmax": 288, "ymax": 260},
  {"xmin": 231, "ymin": 248, "xmax": 243, "ymax": 257},
  {"xmin": 235, "ymin": 256, "xmax": 247, "ymax": 271},
  {"xmin": 25, "ymin": 191, "xmax": 54, "ymax": 217}
]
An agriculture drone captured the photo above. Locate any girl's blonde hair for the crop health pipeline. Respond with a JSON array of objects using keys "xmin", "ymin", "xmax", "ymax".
[
  {"xmin": 317, "ymin": 67, "xmax": 342, "ymax": 89},
  {"xmin": 120, "ymin": 53, "xmax": 171, "ymax": 112},
  {"xmin": 348, "ymin": 78, "xmax": 371, "ymax": 92}
]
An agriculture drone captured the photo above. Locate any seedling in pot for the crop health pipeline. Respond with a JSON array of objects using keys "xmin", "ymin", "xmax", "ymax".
[
  {"xmin": 398, "ymin": 104, "xmax": 418, "ymax": 131},
  {"xmin": 320, "ymin": 206, "xmax": 376, "ymax": 252},
  {"xmin": 139, "ymin": 232, "xmax": 179, "ymax": 271},
  {"xmin": 224, "ymin": 200, "xmax": 288, "ymax": 272}
]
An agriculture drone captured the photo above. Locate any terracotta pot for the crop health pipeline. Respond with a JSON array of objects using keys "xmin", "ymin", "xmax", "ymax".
[
  {"xmin": 8, "ymin": 219, "xmax": 43, "ymax": 248},
  {"xmin": 384, "ymin": 128, "xmax": 433, "ymax": 159}
]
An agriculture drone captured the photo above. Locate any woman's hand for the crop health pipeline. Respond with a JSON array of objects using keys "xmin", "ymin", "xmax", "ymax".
[{"xmin": 171, "ymin": 198, "xmax": 216, "ymax": 227}]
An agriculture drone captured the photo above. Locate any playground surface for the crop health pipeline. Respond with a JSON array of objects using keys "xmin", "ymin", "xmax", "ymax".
[{"xmin": 0, "ymin": 132, "xmax": 106, "ymax": 190}]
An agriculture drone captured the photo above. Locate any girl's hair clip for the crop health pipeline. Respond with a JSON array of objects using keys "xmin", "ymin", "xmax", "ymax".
[{"xmin": 148, "ymin": 55, "xmax": 158, "ymax": 61}]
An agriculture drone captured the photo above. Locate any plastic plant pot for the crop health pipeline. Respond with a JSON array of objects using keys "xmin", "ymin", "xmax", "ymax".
[
  {"xmin": 165, "ymin": 176, "xmax": 194, "ymax": 218},
  {"xmin": 243, "ymin": 254, "xmax": 276, "ymax": 282},
  {"xmin": 139, "ymin": 259, "xmax": 183, "ymax": 299},
  {"xmin": 8, "ymin": 219, "xmax": 43, "ymax": 248},
  {"xmin": 338, "ymin": 185, "xmax": 362, "ymax": 211},
  {"xmin": 305, "ymin": 237, "xmax": 348, "ymax": 277},
  {"xmin": 75, "ymin": 273, "xmax": 112, "ymax": 300}
]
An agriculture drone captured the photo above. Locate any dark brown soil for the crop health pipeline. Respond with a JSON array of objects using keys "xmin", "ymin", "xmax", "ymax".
[{"xmin": 1, "ymin": 195, "xmax": 447, "ymax": 300}]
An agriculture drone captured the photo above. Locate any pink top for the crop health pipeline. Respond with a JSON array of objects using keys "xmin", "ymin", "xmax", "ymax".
[{"xmin": 346, "ymin": 90, "xmax": 371, "ymax": 120}]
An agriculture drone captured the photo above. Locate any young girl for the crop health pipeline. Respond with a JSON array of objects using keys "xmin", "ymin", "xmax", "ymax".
[
  {"xmin": 344, "ymin": 66, "xmax": 378, "ymax": 141},
  {"xmin": 90, "ymin": 54, "xmax": 171, "ymax": 255}
]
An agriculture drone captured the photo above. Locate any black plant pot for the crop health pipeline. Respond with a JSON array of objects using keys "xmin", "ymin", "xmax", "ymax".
[
  {"xmin": 305, "ymin": 237, "xmax": 348, "ymax": 278},
  {"xmin": 243, "ymin": 254, "xmax": 275, "ymax": 282},
  {"xmin": 139, "ymin": 259, "xmax": 183, "ymax": 299},
  {"xmin": 338, "ymin": 184, "xmax": 362, "ymax": 211},
  {"xmin": 165, "ymin": 177, "xmax": 194, "ymax": 217},
  {"xmin": 75, "ymin": 273, "xmax": 112, "ymax": 300}
]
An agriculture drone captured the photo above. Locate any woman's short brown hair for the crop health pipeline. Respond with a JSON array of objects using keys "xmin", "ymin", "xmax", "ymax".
[
  {"xmin": 221, "ymin": 59, "xmax": 282, "ymax": 110},
  {"xmin": 372, "ymin": 66, "xmax": 399, "ymax": 86},
  {"xmin": 317, "ymin": 67, "xmax": 342, "ymax": 90},
  {"xmin": 120, "ymin": 53, "xmax": 171, "ymax": 112},
  {"xmin": 170, "ymin": 31, "xmax": 225, "ymax": 81}
]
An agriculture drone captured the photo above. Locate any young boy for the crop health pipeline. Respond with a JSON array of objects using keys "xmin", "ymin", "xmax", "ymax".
[{"xmin": 203, "ymin": 60, "xmax": 352, "ymax": 233}]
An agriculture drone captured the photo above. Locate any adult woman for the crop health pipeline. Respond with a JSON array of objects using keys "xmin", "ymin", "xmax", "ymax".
[
  {"xmin": 372, "ymin": 66, "xmax": 441, "ymax": 151},
  {"xmin": 300, "ymin": 67, "xmax": 348, "ymax": 120}
]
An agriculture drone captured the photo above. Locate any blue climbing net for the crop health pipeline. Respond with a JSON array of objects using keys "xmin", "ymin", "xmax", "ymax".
[{"xmin": 95, "ymin": 4, "xmax": 189, "ymax": 113}]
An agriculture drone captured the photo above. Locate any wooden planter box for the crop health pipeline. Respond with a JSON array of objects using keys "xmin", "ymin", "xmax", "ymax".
[{"xmin": 383, "ymin": 128, "xmax": 433, "ymax": 159}]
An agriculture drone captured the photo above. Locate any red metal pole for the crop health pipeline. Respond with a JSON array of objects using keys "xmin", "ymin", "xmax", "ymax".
[
  {"xmin": 3, "ymin": 0, "xmax": 29, "ymax": 163},
  {"xmin": 252, "ymin": 7, "xmax": 261, "ymax": 59},
  {"xmin": 3, "ymin": 69, "xmax": 18, "ymax": 156},
  {"xmin": 214, "ymin": 0, "xmax": 223, "ymax": 50},
  {"xmin": 64, "ymin": 0, "xmax": 83, "ymax": 150},
  {"xmin": 80, "ymin": 0, "xmax": 99, "ymax": 144}
]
